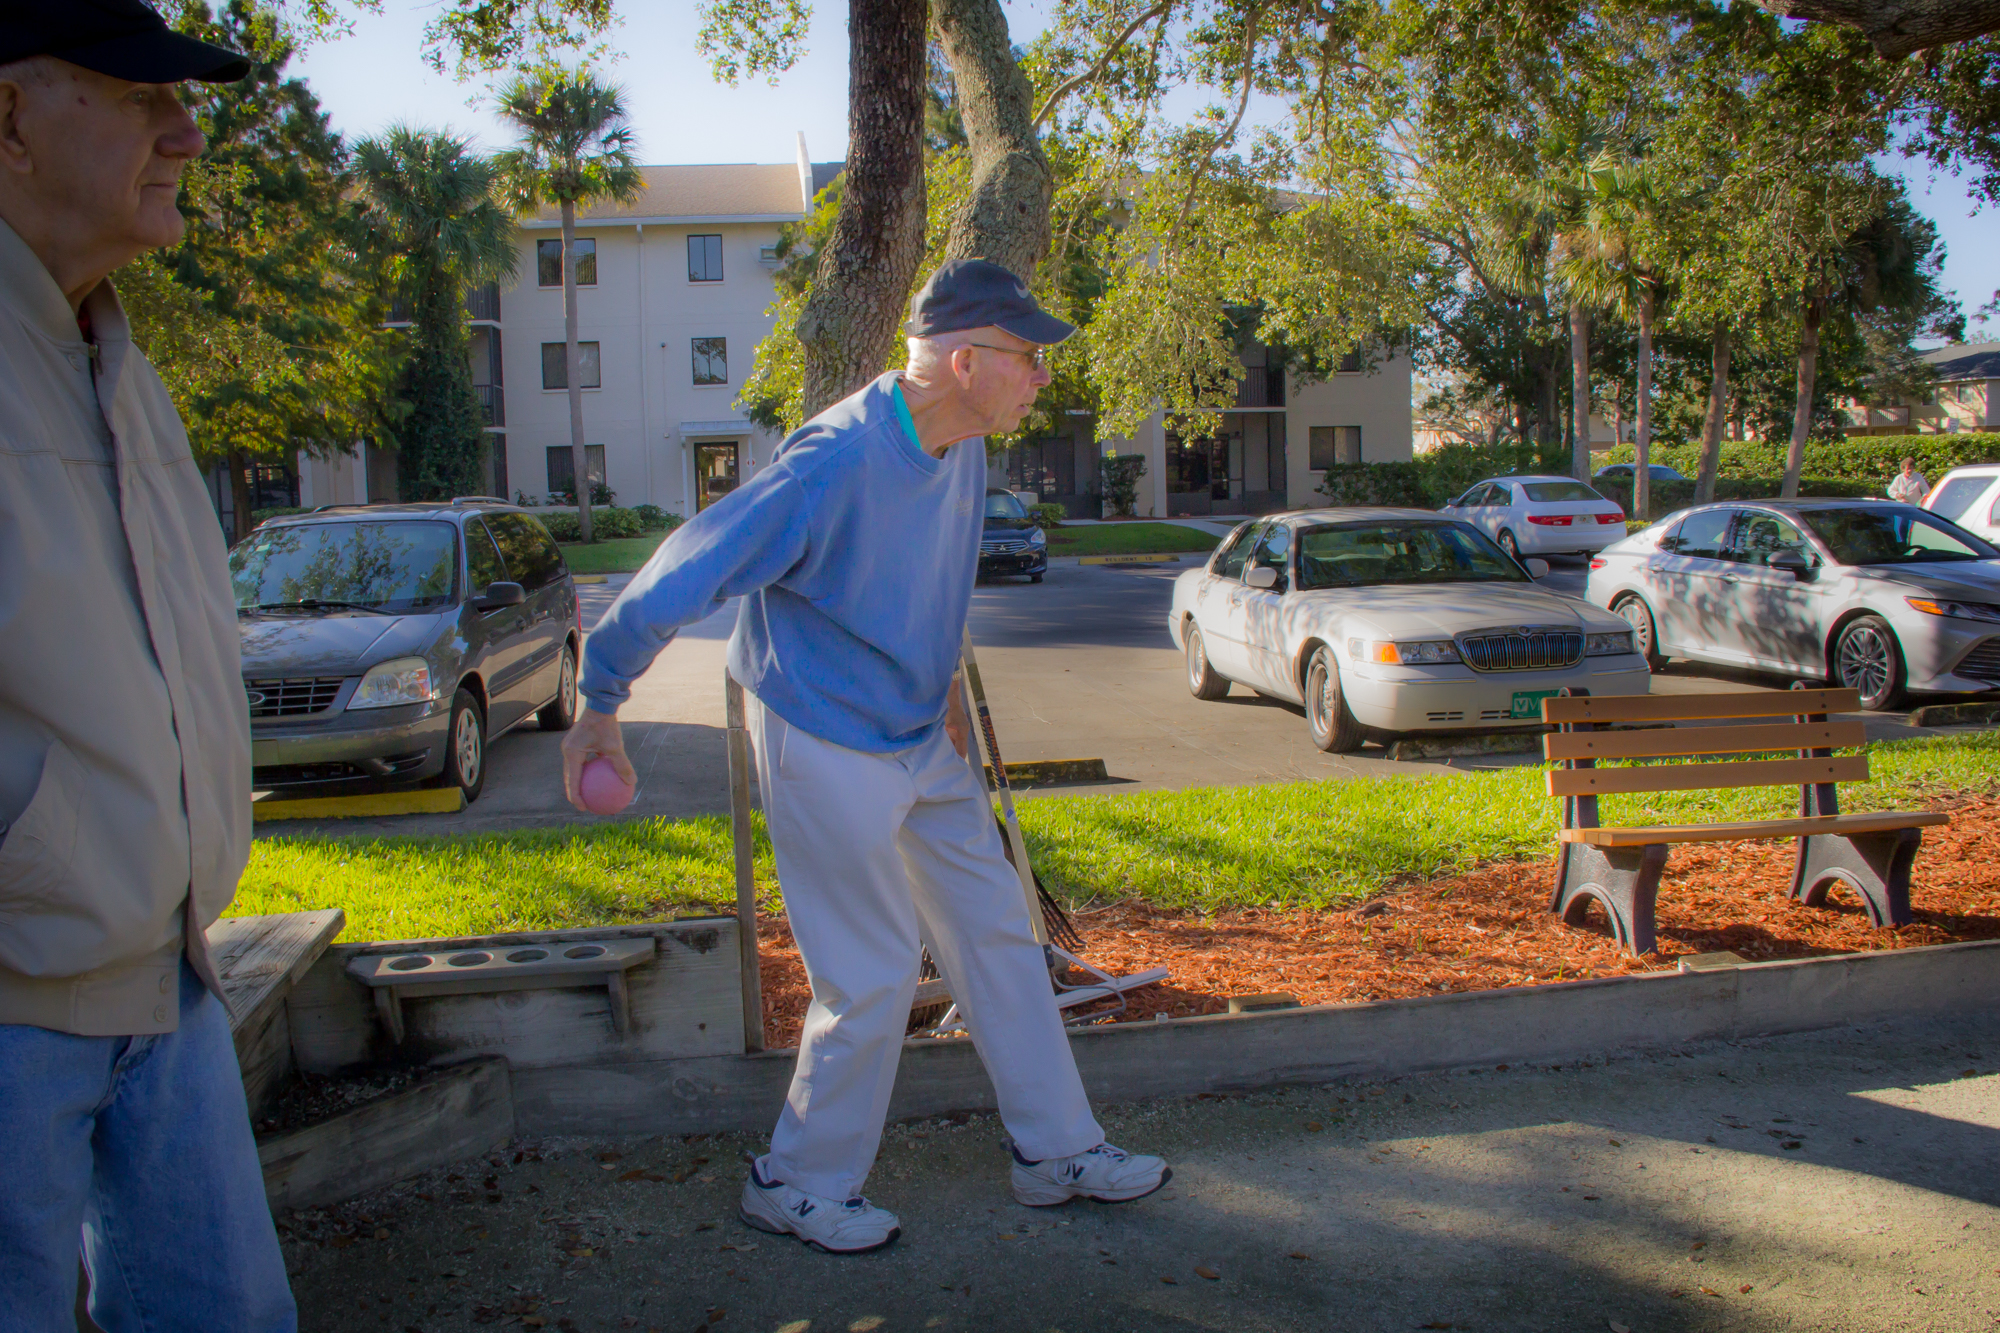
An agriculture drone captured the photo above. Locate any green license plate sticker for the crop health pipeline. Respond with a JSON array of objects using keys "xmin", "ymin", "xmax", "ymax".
[{"xmin": 1511, "ymin": 690, "xmax": 1559, "ymax": 720}]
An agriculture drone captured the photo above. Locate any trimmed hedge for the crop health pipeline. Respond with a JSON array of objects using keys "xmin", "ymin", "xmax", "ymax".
[
  {"xmin": 536, "ymin": 506, "xmax": 654, "ymax": 542},
  {"xmin": 1600, "ymin": 434, "xmax": 2000, "ymax": 485},
  {"xmin": 1592, "ymin": 475, "xmax": 1876, "ymax": 520}
]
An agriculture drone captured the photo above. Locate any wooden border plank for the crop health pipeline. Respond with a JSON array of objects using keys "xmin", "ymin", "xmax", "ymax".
[
  {"xmin": 1560, "ymin": 809, "xmax": 1949, "ymax": 845},
  {"xmin": 1542, "ymin": 689, "xmax": 1860, "ymax": 724},
  {"xmin": 1545, "ymin": 754, "xmax": 1867, "ymax": 797},
  {"xmin": 1543, "ymin": 720, "xmax": 1864, "ymax": 761}
]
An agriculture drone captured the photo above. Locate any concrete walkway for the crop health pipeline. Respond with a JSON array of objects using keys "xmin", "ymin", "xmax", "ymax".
[{"xmin": 282, "ymin": 1013, "xmax": 2000, "ymax": 1332}]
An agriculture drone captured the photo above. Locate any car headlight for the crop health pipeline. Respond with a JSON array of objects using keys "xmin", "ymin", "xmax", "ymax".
[
  {"xmin": 1585, "ymin": 631, "xmax": 1636, "ymax": 656},
  {"xmin": 1906, "ymin": 596, "xmax": 2000, "ymax": 623},
  {"xmin": 1349, "ymin": 638, "xmax": 1461, "ymax": 665},
  {"xmin": 1027, "ymin": 527, "xmax": 1046, "ymax": 547},
  {"xmin": 348, "ymin": 656, "xmax": 436, "ymax": 710}
]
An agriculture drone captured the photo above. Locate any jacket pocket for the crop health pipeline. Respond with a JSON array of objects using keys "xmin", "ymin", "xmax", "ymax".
[{"xmin": 0, "ymin": 740, "xmax": 85, "ymax": 916}]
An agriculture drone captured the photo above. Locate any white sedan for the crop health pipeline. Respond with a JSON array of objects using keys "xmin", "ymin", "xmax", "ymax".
[
  {"xmin": 1169, "ymin": 508, "xmax": 1651, "ymax": 751},
  {"xmin": 1441, "ymin": 474, "xmax": 1629, "ymax": 560}
]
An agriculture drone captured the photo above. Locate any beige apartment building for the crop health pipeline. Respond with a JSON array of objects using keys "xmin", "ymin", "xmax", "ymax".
[
  {"xmin": 293, "ymin": 137, "xmax": 1412, "ymax": 521},
  {"xmin": 1842, "ymin": 342, "xmax": 1999, "ymax": 437}
]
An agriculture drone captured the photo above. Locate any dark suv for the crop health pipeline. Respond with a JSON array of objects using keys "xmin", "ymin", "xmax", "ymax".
[
  {"xmin": 978, "ymin": 488, "xmax": 1049, "ymax": 583},
  {"xmin": 229, "ymin": 498, "xmax": 579, "ymax": 802}
]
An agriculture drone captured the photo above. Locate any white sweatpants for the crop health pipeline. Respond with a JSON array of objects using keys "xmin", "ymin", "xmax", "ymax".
[{"xmin": 751, "ymin": 697, "xmax": 1104, "ymax": 1199}]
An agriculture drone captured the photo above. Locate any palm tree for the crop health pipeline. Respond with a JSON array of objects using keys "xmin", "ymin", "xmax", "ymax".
[
  {"xmin": 494, "ymin": 65, "xmax": 642, "ymax": 544},
  {"xmin": 352, "ymin": 126, "xmax": 517, "ymax": 500},
  {"xmin": 1556, "ymin": 154, "xmax": 1669, "ymax": 519}
]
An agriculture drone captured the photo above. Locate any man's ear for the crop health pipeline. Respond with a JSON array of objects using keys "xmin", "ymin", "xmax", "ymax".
[{"xmin": 0, "ymin": 81, "xmax": 35, "ymax": 179}]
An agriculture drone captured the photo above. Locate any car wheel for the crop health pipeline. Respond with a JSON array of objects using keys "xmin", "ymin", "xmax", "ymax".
[
  {"xmin": 537, "ymin": 642, "xmax": 579, "ymax": 731},
  {"xmin": 439, "ymin": 688, "xmax": 487, "ymax": 803},
  {"xmin": 1498, "ymin": 529, "xmax": 1522, "ymax": 561},
  {"xmin": 1185, "ymin": 623, "xmax": 1229, "ymax": 700},
  {"xmin": 1029, "ymin": 572, "xmax": 1043, "ymax": 584},
  {"xmin": 1834, "ymin": 615, "xmax": 1906, "ymax": 712},
  {"xmin": 1612, "ymin": 595, "xmax": 1669, "ymax": 671},
  {"xmin": 1305, "ymin": 645, "xmax": 1366, "ymax": 753}
]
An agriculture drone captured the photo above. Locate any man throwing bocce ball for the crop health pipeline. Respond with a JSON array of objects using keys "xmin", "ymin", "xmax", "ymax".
[{"xmin": 562, "ymin": 259, "xmax": 1168, "ymax": 1254}]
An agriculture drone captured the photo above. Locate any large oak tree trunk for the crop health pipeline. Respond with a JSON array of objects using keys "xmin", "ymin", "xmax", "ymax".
[
  {"xmin": 797, "ymin": 0, "xmax": 931, "ymax": 419},
  {"xmin": 1752, "ymin": 0, "xmax": 2000, "ymax": 59},
  {"xmin": 1783, "ymin": 286, "xmax": 1824, "ymax": 500},
  {"xmin": 1633, "ymin": 288, "xmax": 1654, "ymax": 521},
  {"xmin": 934, "ymin": 0, "xmax": 1052, "ymax": 278},
  {"xmin": 1570, "ymin": 302, "xmax": 1591, "ymax": 480},
  {"xmin": 562, "ymin": 199, "xmax": 593, "ymax": 543},
  {"xmin": 1694, "ymin": 321, "xmax": 1732, "ymax": 504}
]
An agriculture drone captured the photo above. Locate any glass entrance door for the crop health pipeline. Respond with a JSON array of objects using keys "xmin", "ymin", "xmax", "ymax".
[{"xmin": 694, "ymin": 442, "xmax": 740, "ymax": 511}]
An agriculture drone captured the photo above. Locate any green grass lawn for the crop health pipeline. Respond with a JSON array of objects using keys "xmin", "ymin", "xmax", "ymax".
[
  {"xmin": 558, "ymin": 531, "xmax": 670, "ymax": 575},
  {"xmin": 1044, "ymin": 523, "xmax": 1222, "ymax": 557},
  {"xmin": 230, "ymin": 731, "xmax": 2000, "ymax": 943}
]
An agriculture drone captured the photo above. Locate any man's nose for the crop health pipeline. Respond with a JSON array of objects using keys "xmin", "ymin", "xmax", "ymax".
[{"xmin": 158, "ymin": 91, "xmax": 206, "ymax": 159}]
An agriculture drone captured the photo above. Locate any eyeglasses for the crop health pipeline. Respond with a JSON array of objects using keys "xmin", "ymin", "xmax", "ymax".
[{"xmin": 961, "ymin": 342, "xmax": 1049, "ymax": 369}]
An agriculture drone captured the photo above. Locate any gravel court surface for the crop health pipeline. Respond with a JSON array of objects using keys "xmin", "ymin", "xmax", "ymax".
[{"xmin": 282, "ymin": 1014, "xmax": 2000, "ymax": 1333}]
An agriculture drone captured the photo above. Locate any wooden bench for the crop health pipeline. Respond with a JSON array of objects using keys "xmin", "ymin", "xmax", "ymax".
[
  {"xmin": 1540, "ymin": 687, "xmax": 1948, "ymax": 955},
  {"xmin": 204, "ymin": 908, "xmax": 345, "ymax": 1117}
]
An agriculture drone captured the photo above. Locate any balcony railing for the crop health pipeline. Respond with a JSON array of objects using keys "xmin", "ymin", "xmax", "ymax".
[
  {"xmin": 474, "ymin": 384, "xmax": 505, "ymax": 428},
  {"xmin": 465, "ymin": 283, "xmax": 501, "ymax": 322}
]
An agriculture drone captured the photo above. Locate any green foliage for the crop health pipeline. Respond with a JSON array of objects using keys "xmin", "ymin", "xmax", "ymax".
[
  {"xmin": 633, "ymin": 503, "xmax": 672, "ymax": 530},
  {"xmin": 1591, "ymin": 474, "xmax": 1876, "ymax": 520},
  {"xmin": 695, "ymin": 0, "xmax": 811, "ymax": 85},
  {"xmin": 1044, "ymin": 523, "xmax": 1219, "ymax": 556},
  {"xmin": 1027, "ymin": 501, "xmax": 1068, "ymax": 529},
  {"xmin": 536, "ymin": 505, "xmax": 652, "ymax": 542},
  {"xmin": 249, "ymin": 505, "xmax": 311, "ymax": 528},
  {"xmin": 556, "ymin": 531, "xmax": 675, "ymax": 574},
  {"xmin": 1098, "ymin": 453, "xmax": 1146, "ymax": 516},
  {"xmin": 1601, "ymin": 435, "xmax": 2000, "ymax": 485}
]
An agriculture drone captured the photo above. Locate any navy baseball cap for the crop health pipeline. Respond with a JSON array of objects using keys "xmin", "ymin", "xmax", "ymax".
[
  {"xmin": 906, "ymin": 258, "xmax": 1076, "ymax": 345},
  {"xmin": 0, "ymin": 0, "xmax": 251, "ymax": 84}
]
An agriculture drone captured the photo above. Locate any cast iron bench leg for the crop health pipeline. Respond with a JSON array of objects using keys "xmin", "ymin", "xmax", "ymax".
[
  {"xmin": 1554, "ymin": 842, "xmax": 1668, "ymax": 955},
  {"xmin": 1792, "ymin": 828, "xmax": 1920, "ymax": 928}
]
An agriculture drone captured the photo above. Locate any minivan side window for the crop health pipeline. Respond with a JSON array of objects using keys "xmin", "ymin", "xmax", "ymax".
[
  {"xmin": 467, "ymin": 519, "xmax": 506, "ymax": 592},
  {"xmin": 487, "ymin": 513, "xmax": 565, "ymax": 590}
]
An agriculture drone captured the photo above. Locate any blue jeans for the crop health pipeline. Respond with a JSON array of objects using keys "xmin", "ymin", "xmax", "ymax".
[{"xmin": 0, "ymin": 961, "xmax": 296, "ymax": 1332}]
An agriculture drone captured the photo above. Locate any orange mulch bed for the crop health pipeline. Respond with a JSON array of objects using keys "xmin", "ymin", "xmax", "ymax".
[{"xmin": 755, "ymin": 796, "xmax": 2000, "ymax": 1049}]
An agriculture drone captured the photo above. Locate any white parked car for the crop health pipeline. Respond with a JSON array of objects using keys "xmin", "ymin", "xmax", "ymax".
[
  {"xmin": 1169, "ymin": 508, "xmax": 1651, "ymax": 751},
  {"xmin": 1441, "ymin": 475, "xmax": 1629, "ymax": 561},
  {"xmin": 1923, "ymin": 464, "xmax": 2000, "ymax": 543}
]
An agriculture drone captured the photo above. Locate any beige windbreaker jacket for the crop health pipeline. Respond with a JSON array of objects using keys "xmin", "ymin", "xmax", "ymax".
[{"xmin": 0, "ymin": 219, "xmax": 251, "ymax": 1036}]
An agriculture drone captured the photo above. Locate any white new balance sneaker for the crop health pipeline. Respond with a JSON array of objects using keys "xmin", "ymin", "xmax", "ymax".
[
  {"xmin": 1009, "ymin": 1140, "xmax": 1172, "ymax": 1207},
  {"xmin": 739, "ymin": 1156, "xmax": 902, "ymax": 1254}
]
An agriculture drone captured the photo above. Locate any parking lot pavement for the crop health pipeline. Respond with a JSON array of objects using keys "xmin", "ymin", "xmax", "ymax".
[
  {"xmin": 282, "ymin": 1012, "xmax": 2000, "ymax": 1333},
  {"xmin": 253, "ymin": 554, "xmax": 1980, "ymax": 840}
]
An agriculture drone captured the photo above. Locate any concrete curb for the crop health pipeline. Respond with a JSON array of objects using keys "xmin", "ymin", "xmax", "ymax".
[
  {"xmin": 1907, "ymin": 699, "xmax": 2000, "ymax": 728},
  {"xmin": 1386, "ymin": 733, "xmax": 1542, "ymax": 762},
  {"xmin": 983, "ymin": 757, "xmax": 1110, "ymax": 787},
  {"xmin": 1076, "ymin": 552, "xmax": 1184, "ymax": 565},
  {"xmin": 253, "ymin": 788, "xmax": 464, "ymax": 821},
  {"xmin": 509, "ymin": 937, "xmax": 2000, "ymax": 1138}
]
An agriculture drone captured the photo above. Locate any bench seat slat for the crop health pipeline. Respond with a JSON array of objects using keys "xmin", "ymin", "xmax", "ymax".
[
  {"xmin": 1542, "ymin": 688, "xmax": 1860, "ymax": 725},
  {"xmin": 1545, "ymin": 753, "xmax": 1868, "ymax": 797},
  {"xmin": 1542, "ymin": 720, "xmax": 1865, "ymax": 761},
  {"xmin": 1559, "ymin": 809, "xmax": 1949, "ymax": 846}
]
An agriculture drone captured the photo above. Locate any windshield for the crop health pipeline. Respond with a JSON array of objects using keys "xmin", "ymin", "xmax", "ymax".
[
  {"xmin": 230, "ymin": 521, "xmax": 460, "ymax": 612},
  {"xmin": 1296, "ymin": 521, "xmax": 1528, "ymax": 589},
  {"xmin": 1928, "ymin": 475, "xmax": 1995, "ymax": 522},
  {"xmin": 984, "ymin": 491, "xmax": 1028, "ymax": 519},
  {"xmin": 1798, "ymin": 506, "xmax": 1997, "ymax": 566},
  {"xmin": 1521, "ymin": 480, "xmax": 1604, "ymax": 503}
]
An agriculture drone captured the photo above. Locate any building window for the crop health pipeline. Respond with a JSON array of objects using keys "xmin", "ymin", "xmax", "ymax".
[
  {"xmin": 541, "ymin": 341, "xmax": 601, "ymax": 391},
  {"xmin": 688, "ymin": 234, "xmax": 723, "ymax": 282},
  {"xmin": 546, "ymin": 444, "xmax": 606, "ymax": 498},
  {"xmin": 537, "ymin": 237, "xmax": 596, "ymax": 287},
  {"xmin": 692, "ymin": 336, "xmax": 728, "ymax": 385},
  {"xmin": 1336, "ymin": 350, "xmax": 1362, "ymax": 373},
  {"xmin": 1309, "ymin": 426, "xmax": 1362, "ymax": 470}
]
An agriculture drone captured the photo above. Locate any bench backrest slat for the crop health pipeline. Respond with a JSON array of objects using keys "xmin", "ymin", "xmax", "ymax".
[
  {"xmin": 1545, "ymin": 753, "xmax": 1868, "ymax": 797},
  {"xmin": 1542, "ymin": 719, "xmax": 1864, "ymax": 762},
  {"xmin": 1541, "ymin": 688, "xmax": 1861, "ymax": 725}
]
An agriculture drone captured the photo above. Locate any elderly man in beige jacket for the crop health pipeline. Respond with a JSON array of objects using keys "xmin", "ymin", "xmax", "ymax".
[{"xmin": 0, "ymin": 5, "xmax": 295, "ymax": 1330}]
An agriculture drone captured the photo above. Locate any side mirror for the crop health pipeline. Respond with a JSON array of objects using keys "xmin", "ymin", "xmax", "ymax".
[
  {"xmin": 474, "ymin": 580, "xmax": 526, "ymax": 611},
  {"xmin": 1767, "ymin": 549, "xmax": 1812, "ymax": 579},
  {"xmin": 1244, "ymin": 565, "xmax": 1280, "ymax": 589},
  {"xmin": 1524, "ymin": 558, "xmax": 1550, "ymax": 579}
]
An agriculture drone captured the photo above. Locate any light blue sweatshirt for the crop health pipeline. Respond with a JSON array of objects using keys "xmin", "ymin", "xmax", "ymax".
[{"xmin": 578, "ymin": 372, "xmax": 986, "ymax": 753}]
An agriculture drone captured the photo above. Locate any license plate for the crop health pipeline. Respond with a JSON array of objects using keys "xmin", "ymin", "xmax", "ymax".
[{"xmin": 1511, "ymin": 690, "xmax": 1559, "ymax": 720}]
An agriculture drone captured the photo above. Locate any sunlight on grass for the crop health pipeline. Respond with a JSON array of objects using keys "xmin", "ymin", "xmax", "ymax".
[
  {"xmin": 557, "ymin": 532, "xmax": 670, "ymax": 574},
  {"xmin": 1044, "ymin": 523, "xmax": 1220, "ymax": 556},
  {"xmin": 231, "ymin": 731, "xmax": 1999, "ymax": 941}
]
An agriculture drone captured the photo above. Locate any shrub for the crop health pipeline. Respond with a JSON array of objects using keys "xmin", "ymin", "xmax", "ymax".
[
  {"xmin": 539, "ymin": 506, "xmax": 651, "ymax": 542},
  {"xmin": 1099, "ymin": 454, "xmax": 1146, "ymax": 517},
  {"xmin": 634, "ymin": 503, "xmax": 671, "ymax": 530},
  {"xmin": 1599, "ymin": 433, "xmax": 2000, "ymax": 485},
  {"xmin": 1591, "ymin": 474, "xmax": 1877, "ymax": 520},
  {"xmin": 1314, "ymin": 462, "xmax": 1432, "ymax": 507},
  {"xmin": 249, "ymin": 505, "xmax": 311, "ymax": 529},
  {"xmin": 513, "ymin": 489, "xmax": 542, "ymax": 507},
  {"xmin": 1027, "ymin": 501, "xmax": 1066, "ymax": 529}
]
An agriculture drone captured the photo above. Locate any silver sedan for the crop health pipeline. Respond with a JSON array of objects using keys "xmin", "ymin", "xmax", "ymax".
[{"xmin": 1586, "ymin": 499, "xmax": 2000, "ymax": 710}]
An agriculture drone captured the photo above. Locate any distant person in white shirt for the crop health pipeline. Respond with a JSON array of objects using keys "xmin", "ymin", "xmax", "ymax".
[{"xmin": 1887, "ymin": 457, "xmax": 1929, "ymax": 504}]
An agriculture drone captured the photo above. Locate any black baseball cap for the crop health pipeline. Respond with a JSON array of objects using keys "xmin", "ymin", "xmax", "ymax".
[
  {"xmin": 0, "ymin": 0, "xmax": 251, "ymax": 84},
  {"xmin": 906, "ymin": 258, "xmax": 1076, "ymax": 345}
]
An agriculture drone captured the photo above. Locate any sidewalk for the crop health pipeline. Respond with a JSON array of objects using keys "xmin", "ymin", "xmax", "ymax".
[{"xmin": 279, "ymin": 1013, "xmax": 2000, "ymax": 1332}]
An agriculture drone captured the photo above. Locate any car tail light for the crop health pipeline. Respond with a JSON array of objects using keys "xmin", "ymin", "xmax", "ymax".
[
  {"xmin": 1527, "ymin": 514, "xmax": 1572, "ymax": 526},
  {"xmin": 1596, "ymin": 511, "xmax": 1625, "ymax": 524},
  {"xmin": 1590, "ymin": 558, "xmax": 1607, "ymax": 570}
]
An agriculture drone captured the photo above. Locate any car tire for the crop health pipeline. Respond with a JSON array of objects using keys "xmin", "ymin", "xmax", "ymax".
[
  {"xmin": 1185, "ymin": 623, "xmax": 1229, "ymax": 700},
  {"xmin": 1305, "ymin": 645, "xmax": 1365, "ymax": 753},
  {"xmin": 1834, "ymin": 615, "xmax": 1906, "ymax": 712},
  {"xmin": 1498, "ymin": 529, "xmax": 1522, "ymax": 561},
  {"xmin": 438, "ymin": 688, "xmax": 487, "ymax": 803},
  {"xmin": 1612, "ymin": 594, "xmax": 1669, "ymax": 671},
  {"xmin": 537, "ymin": 642, "xmax": 579, "ymax": 731},
  {"xmin": 1029, "ymin": 572, "xmax": 1044, "ymax": 584}
]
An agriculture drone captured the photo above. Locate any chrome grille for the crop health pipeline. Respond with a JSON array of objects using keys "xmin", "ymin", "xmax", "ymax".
[
  {"xmin": 1455, "ymin": 628, "xmax": 1584, "ymax": 673},
  {"xmin": 245, "ymin": 676, "xmax": 344, "ymax": 719},
  {"xmin": 1958, "ymin": 638, "xmax": 2000, "ymax": 683},
  {"xmin": 981, "ymin": 535, "xmax": 1028, "ymax": 552}
]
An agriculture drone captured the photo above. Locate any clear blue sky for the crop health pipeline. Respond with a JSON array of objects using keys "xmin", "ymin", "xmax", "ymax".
[{"xmin": 291, "ymin": 1, "xmax": 1995, "ymax": 329}]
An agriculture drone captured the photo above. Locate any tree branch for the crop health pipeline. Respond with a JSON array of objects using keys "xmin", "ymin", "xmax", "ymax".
[
  {"xmin": 1030, "ymin": 0, "xmax": 1176, "ymax": 130},
  {"xmin": 1751, "ymin": 0, "xmax": 2000, "ymax": 58},
  {"xmin": 1174, "ymin": 1, "xmax": 1264, "ymax": 226}
]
